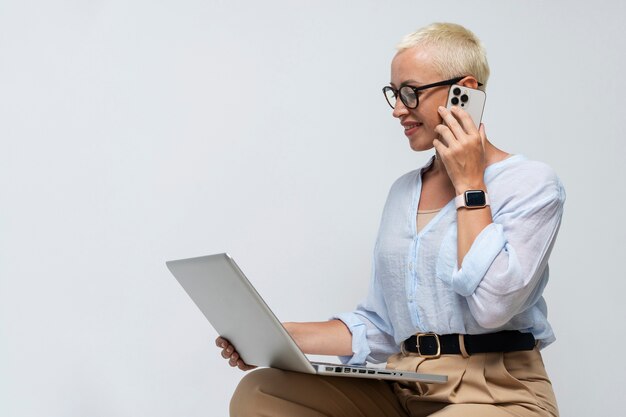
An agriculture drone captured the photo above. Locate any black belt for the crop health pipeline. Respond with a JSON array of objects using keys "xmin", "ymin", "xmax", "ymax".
[{"xmin": 402, "ymin": 331, "xmax": 536, "ymax": 358}]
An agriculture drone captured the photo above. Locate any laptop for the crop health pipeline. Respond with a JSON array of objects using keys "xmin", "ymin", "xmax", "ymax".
[{"xmin": 166, "ymin": 253, "xmax": 447, "ymax": 383}]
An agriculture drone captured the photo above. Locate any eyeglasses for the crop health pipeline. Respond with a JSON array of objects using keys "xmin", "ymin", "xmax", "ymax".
[{"xmin": 382, "ymin": 76, "xmax": 482, "ymax": 109}]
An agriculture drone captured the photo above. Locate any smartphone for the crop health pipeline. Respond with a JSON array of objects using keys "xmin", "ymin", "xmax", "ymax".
[{"xmin": 446, "ymin": 84, "xmax": 486, "ymax": 128}]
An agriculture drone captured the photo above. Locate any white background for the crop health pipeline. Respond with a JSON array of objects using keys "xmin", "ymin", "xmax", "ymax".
[{"xmin": 1, "ymin": 1, "xmax": 624, "ymax": 416}]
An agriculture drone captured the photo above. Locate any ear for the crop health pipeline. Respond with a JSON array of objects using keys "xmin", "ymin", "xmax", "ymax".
[{"xmin": 458, "ymin": 76, "xmax": 479, "ymax": 89}]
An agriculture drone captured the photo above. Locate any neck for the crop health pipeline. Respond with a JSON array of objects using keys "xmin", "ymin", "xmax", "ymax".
[{"xmin": 423, "ymin": 152, "xmax": 453, "ymax": 188}]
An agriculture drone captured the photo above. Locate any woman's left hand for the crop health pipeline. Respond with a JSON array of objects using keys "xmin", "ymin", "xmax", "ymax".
[{"xmin": 433, "ymin": 106, "xmax": 487, "ymax": 193}]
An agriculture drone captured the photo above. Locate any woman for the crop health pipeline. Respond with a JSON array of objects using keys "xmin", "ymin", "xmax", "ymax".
[{"xmin": 217, "ymin": 22, "xmax": 564, "ymax": 417}]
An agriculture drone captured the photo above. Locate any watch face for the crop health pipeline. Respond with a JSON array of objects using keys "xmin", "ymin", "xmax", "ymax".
[{"xmin": 465, "ymin": 190, "xmax": 486, "ymax": 207}]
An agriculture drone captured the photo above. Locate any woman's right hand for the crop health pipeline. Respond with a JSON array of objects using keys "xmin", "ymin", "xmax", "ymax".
[{"xmin": 215, "ymin": 336, "xmax": 257, "ymax": 371}]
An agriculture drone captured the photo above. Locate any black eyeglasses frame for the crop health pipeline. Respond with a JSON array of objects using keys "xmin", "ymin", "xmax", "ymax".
[{"xmin": 382, "ymin": 76, "xmax": 483, "ymax": 109}]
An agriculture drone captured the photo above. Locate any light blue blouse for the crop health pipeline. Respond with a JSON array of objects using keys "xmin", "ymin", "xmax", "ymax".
[{"xmin": 334, "ymin": 155, "xmax": 566, "ymax": 365}]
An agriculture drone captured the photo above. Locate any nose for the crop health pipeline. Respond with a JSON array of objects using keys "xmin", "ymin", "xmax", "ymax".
[{"xmin": 392, "ymin": 99, "xmax": 409, "ymax": 119}]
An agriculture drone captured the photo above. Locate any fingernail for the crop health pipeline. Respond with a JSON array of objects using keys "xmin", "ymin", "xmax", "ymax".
[{"xmin": 438, "ymin": 106, "xmax": 445, "ymax": 112}]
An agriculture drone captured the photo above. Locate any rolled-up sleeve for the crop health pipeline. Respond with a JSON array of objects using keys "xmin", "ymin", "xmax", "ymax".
[
  {"xmin": 332, "ymin": 309, "xmax": 399, "ymax": 365},
  {"xmin": 448, "ymin": 223, "xmax": 507, "ymax": 296},
  {"xmin": 332, "ymin": 312, "xmax": 370, "ymax": 364},
  {"xmin": 448, "ymin": 172, "xmax": 566, "ymax": 329}
]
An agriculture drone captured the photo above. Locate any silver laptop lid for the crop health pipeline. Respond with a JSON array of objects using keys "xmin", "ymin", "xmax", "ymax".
[{"xmin": 167, "ymin": 253, "xmax": 316, "ymax": 374}]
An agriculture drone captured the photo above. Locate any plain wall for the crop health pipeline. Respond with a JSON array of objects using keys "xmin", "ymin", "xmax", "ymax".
[{"xmin": 1, "ymin": 1, "xmax": 624, "ymax": 416}]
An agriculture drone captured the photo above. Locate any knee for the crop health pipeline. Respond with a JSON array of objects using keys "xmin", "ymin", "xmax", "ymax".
[{"xmin": 229, "ymin": 368, "xmax": 284, "ymax": 417}]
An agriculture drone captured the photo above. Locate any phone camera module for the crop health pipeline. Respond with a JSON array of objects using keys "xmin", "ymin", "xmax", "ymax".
[
  {"xmin": 451, "ymin": 97, "xmax": 459, "ymax": 105},
  {"xmin": 461, "ymin": 94, "xmax": 469, "ymax": 103},
  {"xmin": 453, "ymin": 87, "xmax": 461, "ymax": 96}
]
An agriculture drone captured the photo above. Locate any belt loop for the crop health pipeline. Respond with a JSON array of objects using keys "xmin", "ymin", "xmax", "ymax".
[{"xmin": 458, "ymin": 334, "xmax": 470, "ymax": 358}]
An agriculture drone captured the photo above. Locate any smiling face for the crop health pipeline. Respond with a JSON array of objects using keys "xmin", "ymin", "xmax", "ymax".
[{"xmin": 389, "ymin": 46, "xmax": 450, "ymax": 151}]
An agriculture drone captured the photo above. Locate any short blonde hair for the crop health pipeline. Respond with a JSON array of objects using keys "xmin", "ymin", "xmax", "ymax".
[{"xmin": 396, "ymin": 22, "xmax": 490, "ymax": 91}]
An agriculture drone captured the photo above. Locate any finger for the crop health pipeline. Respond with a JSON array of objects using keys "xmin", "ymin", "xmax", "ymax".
[
  {"xmin": 438, "ymin": 106, "xmax": 467, "ymax": 139},
  {"xmin": 229, "ymin": 352, "xmax": 240, "ymax": 366},
  {"xmin": 433, "ymin": 125, "xmax": 454, "ymax": 147},
  {"xmin": 237, "ymin": 360, "xmax": 256, "ymax": 371},
  {"xmin": 432, "ymin": 137, "xmax": 443, "ymax": 150},
  {"xmin": 449, "ymin": 105, "xmax": 480, "ymax": 136},
  {"xmin": 432, "ymin": 138, "xmax": 450, "ymax": 158},
  {"xmin": 434, "ymin": 124, "xmax": 449, "ymax": 139},
  {"xmin": 223, "ymin": 344, "xmax": 235, "ymax": 358},
  {"xmin": 434, "ymin": 125, "xmax": 462, "ymax": 152},
  {"xmin": 216, "ymin": 337, "xmax": 229, "ymax": 348}
]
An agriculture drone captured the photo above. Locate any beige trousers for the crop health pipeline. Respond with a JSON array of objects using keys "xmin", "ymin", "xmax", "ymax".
[{"xmin": 230, "ymin": 348, "xmax": 559, "ymax": 417}]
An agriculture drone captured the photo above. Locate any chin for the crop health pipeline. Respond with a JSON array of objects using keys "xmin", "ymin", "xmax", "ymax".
[
  {"xmin": 406, "ymin": 129, "xmax": 436, "ymax": 151},
  {"xmin": 408, "ymin": 138, "xmax": 435, "ymax": 152}
]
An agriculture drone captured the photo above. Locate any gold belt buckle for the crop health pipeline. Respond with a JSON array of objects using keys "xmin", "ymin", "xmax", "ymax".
[{"xmin": 416, "ymin": 333, "xmax": 441, "ymax": 359}]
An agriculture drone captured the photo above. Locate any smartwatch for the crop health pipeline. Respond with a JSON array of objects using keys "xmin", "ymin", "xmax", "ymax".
[{"xmin": 455, "ymin": 190, "xmax": 490, "ymax": 209}]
